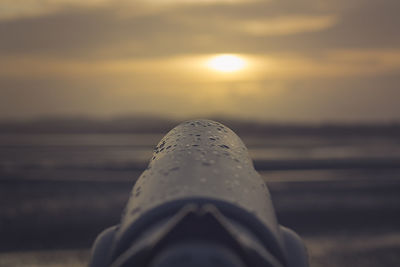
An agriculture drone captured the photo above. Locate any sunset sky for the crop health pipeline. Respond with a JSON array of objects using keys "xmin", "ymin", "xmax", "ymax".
[{"xmin": 0, "ymin": 0, "xmax": 399, "ymax": 122}]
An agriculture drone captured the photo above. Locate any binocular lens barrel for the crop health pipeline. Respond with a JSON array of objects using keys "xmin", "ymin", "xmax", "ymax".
[{"xmin": 90, "ymin": 120, "xmax": 308, "ymax": 267}]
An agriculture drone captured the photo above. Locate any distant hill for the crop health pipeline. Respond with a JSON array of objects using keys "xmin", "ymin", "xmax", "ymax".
[{"xmin": 0, "ymin": 116, "xmax": 400, "ymax": 136}]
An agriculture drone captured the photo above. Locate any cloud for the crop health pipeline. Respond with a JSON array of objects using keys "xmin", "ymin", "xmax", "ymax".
[
  {"xmin": 0, "ymin": 0, "xmax": 112, "ymax": 20},
  {"xmin": 254, "ymin": 50, "xmax": 400, "ymax": 78},
  {"xmin": 0, "ymin": 0, "xmax": 254, "ymax": 21},
  {"xmin": 237, "ymin": 15, "xmax": 338, "ymax": 36},
  {"xmin": 1, "ymin": 73, "xmax": 399, "ymax": 121},
  {"xmin": 0, "ymin": 0, "xmax": 398, "ymax": 60},
  {"xmin": 2, "ymin": 50, "xmax": 400, "ymax": 81}
]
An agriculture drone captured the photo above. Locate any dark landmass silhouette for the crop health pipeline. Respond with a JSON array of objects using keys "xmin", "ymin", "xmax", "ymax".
[{"xmin": 1, "ymin": 116, "xmax": 400, "ymax": 136}]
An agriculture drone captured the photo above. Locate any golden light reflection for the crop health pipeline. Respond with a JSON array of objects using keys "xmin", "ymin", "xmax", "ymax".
[{"xmin": 207, "ymin": 54, "xmax": 246, "ymax": 73}]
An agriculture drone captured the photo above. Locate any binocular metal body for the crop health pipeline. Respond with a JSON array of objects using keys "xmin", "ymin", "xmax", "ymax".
[{"xmin": 89, "ymin": 120, "xmax": 308, "ymax": 267}]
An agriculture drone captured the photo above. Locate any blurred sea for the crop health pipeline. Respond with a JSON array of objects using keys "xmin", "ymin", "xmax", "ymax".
[
  {"xmin": 1, "ymin": 131, "xmax": 400, "ymax": 266},
  {"xmin": 1, "ymin": 133, "xmax": 400, "ymax": 181}
]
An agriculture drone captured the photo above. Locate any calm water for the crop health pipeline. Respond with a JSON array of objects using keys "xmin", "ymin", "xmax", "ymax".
[{"xmin": 1, "ymin": 133, "xmax": 400, "ymax": 181}]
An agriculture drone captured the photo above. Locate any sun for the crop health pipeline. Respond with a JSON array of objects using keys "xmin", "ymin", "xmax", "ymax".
[{"xmin": 207, "ymin": 54, "xmax": 246, "ymax": 73}]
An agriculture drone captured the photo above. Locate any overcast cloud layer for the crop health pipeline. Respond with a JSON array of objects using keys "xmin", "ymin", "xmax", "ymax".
[{"xmin": 0, "ymin": 0, "xmax": 399, "ymax": 122}]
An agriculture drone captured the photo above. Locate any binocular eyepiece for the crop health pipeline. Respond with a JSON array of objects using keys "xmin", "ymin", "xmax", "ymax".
[{"xmin": 89, "ymin": 120, "xmax": 308, "ymax": 267}]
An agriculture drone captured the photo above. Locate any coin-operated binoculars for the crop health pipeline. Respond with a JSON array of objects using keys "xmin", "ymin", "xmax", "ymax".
[{"xmin": 89, "ymin": 120, "xmax": 308, "ymax": 267}]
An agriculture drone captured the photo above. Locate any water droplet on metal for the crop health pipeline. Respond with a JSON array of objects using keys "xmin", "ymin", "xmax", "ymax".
[{"xmin": 130, "ymin": 207, "xmax": 141, "ymax": 215}]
